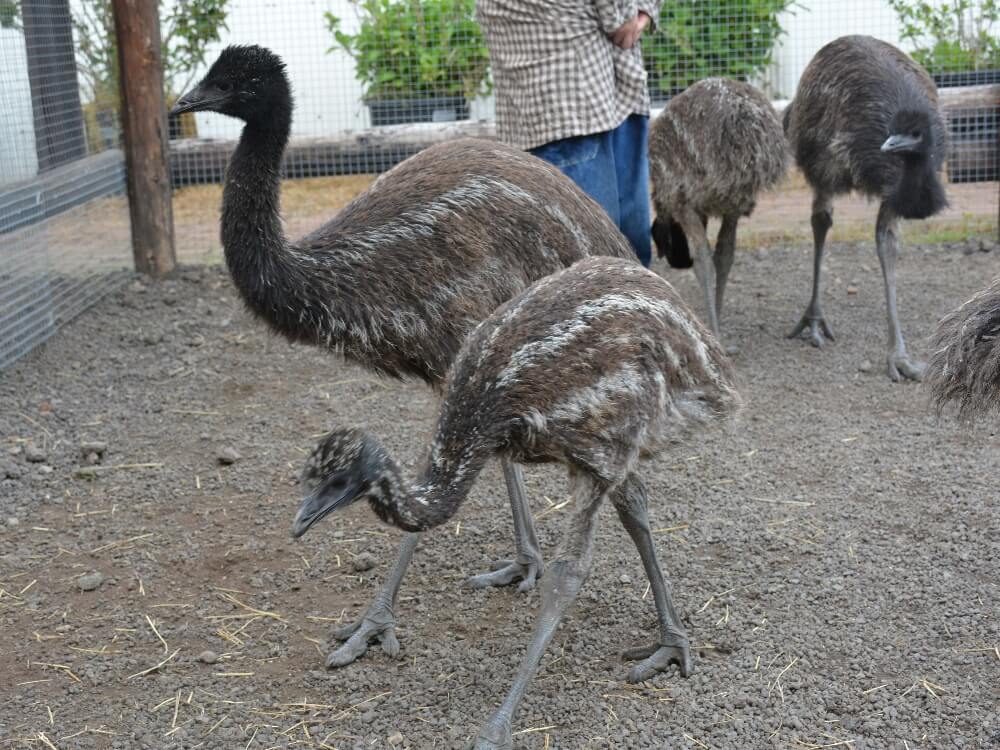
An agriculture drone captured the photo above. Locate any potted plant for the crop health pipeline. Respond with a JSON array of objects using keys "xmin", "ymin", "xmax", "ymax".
[
  {"xmin": 644, "ymin": 0, "xmax": 795, "ymax": 105},
  {"xmin": 325, "ymin": 0, "xmax": 492, "ymax": 127},
  {"xmin": 888, "ymin": 0, "xmax": 999, "ymax": 182},
  {"xmin": 72, "ymin": 0, "xmax": 230, "ymax": 149}
]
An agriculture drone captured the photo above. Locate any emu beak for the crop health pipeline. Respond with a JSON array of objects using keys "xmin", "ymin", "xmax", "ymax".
[
  {"xmin": 881, "ymin": 133, "xmax": 921, "ymax": 154},
  {"xmin": 170, "ymin": 83, "xmax": 218, "ymax": 116},
  {"xmin": 291, "ymin": 478, "xmax": 360, "ymax": 538}
]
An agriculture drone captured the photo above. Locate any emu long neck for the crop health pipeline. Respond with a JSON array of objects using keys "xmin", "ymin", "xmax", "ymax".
[
  {"xmin": 888, "ymin": 154, "xmax": 946, "ymax": 220},
  {"xmin": 221, "ymin": 117, "xmax": 298, "ymax": 318}
]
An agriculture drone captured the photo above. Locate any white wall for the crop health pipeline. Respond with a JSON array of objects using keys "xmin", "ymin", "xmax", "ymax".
[{"xmin": 0, "ymin": 27, "xmax": 39, "ymax": 185}]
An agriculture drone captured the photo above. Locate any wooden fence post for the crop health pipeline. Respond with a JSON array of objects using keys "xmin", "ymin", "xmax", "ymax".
[{"xmin": 112, "ymin": 0, "xmax": 176, "ymax": 276}]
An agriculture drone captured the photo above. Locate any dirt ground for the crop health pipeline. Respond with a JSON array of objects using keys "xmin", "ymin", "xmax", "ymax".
[{"xmin": 1, "ymin": 235, "xmax": 999, "ymax": 749}]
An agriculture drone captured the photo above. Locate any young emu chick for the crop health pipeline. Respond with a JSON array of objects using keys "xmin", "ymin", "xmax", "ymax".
[
  {"xmin": 293, "ymin": 256, "xmax": 741, "ymax": 750},
  {"xmin": 649, "ymin": 78, "xmax": 788, "ymax": 337},
  {"xmin": 783, "ymin": 35, "xmax": 948, "ymax": 381},
  {"xmin": 926, "ymin": 278, "xmax": 1000, "ymax": 421}
]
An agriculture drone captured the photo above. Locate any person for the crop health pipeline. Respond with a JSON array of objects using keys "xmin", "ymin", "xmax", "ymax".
[{"xmin": 476, "ymin": 1, "xmax": 660, "ymax": 267}]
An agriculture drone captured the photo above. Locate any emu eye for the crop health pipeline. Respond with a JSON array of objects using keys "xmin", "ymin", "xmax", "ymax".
[{"xmin": 217, "ymin": 81, "xmax": 232, "ymax": 92}]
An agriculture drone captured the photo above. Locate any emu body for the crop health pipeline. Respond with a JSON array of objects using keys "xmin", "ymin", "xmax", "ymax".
[
  {"xmin": 172, "ymin": 45, "xmax": 637, "ymax": 669},
  {"xmin": 649, "ymin": 78, "xmax": 787, "ymax": 337},
  {"xmin": 783, "ymin": 35, "xmax": 948, "ymax": 381},
  {"xmin": 295, "ymin": 256, "xmax": 740, "ymax": 749},
  {"xmin": 927, "ymin": 278, "xmax": 1000, "ymax": 420}
]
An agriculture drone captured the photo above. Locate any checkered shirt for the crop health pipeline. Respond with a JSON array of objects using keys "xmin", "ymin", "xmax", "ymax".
[{"xmin": 476, "ymin": 1, "xmax": 661, "ymax": 150}]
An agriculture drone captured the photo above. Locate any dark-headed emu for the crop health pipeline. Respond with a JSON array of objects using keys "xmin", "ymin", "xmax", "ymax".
[
  {"xmin": 292, "ymin": 256, "xmax": 741, "ymax": 750},
  {"xmin": 783, "ymin": 35, "xmax": 948, "ymax": 381},
  {"xmin": 927, "ymin": 278, "xmax": 1000, "ymax": 420},
  {"xmin": 171, "ymin": 45, "xmax": 638, "ymax": 669},
  {"xmin": 649, "ymin": 78, "xmax": 788, "ymax": 337}
]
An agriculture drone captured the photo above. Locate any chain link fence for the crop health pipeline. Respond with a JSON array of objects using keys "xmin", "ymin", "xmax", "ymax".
[{"xmin": 2, "ymin": 0, "xmax": 998, "ymax": 368}]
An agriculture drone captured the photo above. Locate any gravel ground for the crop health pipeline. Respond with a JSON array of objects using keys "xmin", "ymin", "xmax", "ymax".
[{"xmin": 1, "ymin": 238, "xmax": 998, "ymax": 749}]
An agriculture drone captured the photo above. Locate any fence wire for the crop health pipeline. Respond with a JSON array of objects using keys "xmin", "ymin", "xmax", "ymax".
[{"xmin": 1, "ymin": 0, "xmax": 998, "ymax": 368}]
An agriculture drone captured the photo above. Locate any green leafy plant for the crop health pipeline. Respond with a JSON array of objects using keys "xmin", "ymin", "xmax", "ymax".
[
  {"xmin": 325, "ymin": 0, "xmax": 491, "ymax": 102},
  {"xmin": 645, "ymin": 0, "xmax": 795, "ymax": 97},
  {"xmin": 888, "ymin": 0, "xmax": 999, "ymax": 72},
  {"xmin": 0, "ymin": 0, "xmax": 19, "ymax": 30}
]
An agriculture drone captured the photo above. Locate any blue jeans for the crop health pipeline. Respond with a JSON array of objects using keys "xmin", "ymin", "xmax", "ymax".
[{"xmin": 530, "ymin": 114, "xmax": 652, "ymax": 267}]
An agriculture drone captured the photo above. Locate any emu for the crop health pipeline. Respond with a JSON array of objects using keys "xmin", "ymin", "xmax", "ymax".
[
  {"xmin": 171, "ymin": 45, "xmax": 637, "ymax": 669},
  {"xmin": 783, "ymin": 35, "xmax": 948, "ymax": 381},
  {"xmin": 293, "ymin": 256, "xmax": 741, "ymax": 750},
  {"xmin": 927, "ymin": 278, "xmax": 1000, "ymax": 420},
  {"xmin": 649, "ymin": 77, "xmax": 788, "ymax": 337}
]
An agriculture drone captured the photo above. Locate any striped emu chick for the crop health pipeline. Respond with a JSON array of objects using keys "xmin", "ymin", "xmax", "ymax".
[
  {"xmin": 927, "ymin": 278, "xmax": 1000, "ymax": 421},
  {"xmin": 293, "ymin": 256, "xmax": 740, "ymax": 750},
  {"xmin": 783, "ymin": 35, "xmax": 948, "ymax": 381},
  {"xmin": 172, "ymin": 45, "xmax": 638, "ymax": 670},
  {"xmin": 649, "ymin": 78, "xmax": 787, "ymax": 337}
]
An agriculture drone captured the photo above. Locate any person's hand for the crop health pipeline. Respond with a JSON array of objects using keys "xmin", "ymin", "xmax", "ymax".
[{"xmin": 609, "ymin": 11, "xmax": 651, "ymax": 49}]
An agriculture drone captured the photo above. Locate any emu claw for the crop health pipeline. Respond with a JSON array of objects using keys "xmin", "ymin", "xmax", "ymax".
[
  {"xmin": 466, "ymin": 557, "xmax": 543, "ymax": 594},
  {"xmin": 326, "ymin": 604, "xmax": 399, "ymax": 668},
  {"xmin": 623, "ymin": 639, "xmax": 693, "ymax": 682},
  {"xmin": 788, "ymin": 312, "xmax": 835, "ymax": 348},
  {"xmin": 887, "ymin": 352, "xmax": 926, "ymax": 382}
]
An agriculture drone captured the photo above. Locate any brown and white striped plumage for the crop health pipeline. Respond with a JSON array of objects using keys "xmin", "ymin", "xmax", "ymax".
[
  {"xmin": 294, "ymin": 256, "xmax": 739, "ymax": 745},
  {"xmin": 927, "ymin": 279, "xmax": 1000, "ymax": 420},
  {"xmin": 648, "ymin": 78, "xmax": 787, "ymax": 334}
]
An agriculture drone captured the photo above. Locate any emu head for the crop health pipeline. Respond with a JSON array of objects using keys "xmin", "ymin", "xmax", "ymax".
[
  {"xmin": 171, "ymin": 45, "xmax": 291, "ymax": 125},
  {"xmin": 292, "ymin": 428, "xmax": 397, "ymax": 538},
  {"xmin": 881, "ymin": 109, "xmax": 935, "ymax": 160},
  {"xmin": 651, "ymin": 216, "xmax": 693, "ymax": 269}
]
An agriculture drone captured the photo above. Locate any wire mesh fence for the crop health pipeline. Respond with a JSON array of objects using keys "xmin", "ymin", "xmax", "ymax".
[{"xmin": 1, "ymin": 0, "xmax": 998, "ymax": 368}]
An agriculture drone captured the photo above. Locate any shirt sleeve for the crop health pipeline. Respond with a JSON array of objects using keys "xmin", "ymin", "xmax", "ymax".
[
  {"xmin": 637, "ymin": 1, "xmax": 661, "ymax": 30},
  {"xmin": 593, "ymin": 1, "xmax": 634, "ymax": 35}
]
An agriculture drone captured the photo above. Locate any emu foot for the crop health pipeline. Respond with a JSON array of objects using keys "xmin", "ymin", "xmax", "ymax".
[
  {"xmin": 623, "ymin": 638, "xmax": 693, "ymax": 682},
  {"xmin": 466, "ymin": 556, "xmax": 543, "ymax": 594},
  {"xmin": 887, "ymin": 351, "xmax": 926, "ymax": 382},
  {"xmin": 325, "ymin": 601, "xmax": 399, "ymax": 668},
  {"xmin": 788, "ymin": 310, "xmax": 835, "ymax": 348},
  {"xmin": 468, "ymin": 717, "xmax": 513, "ymax": 750}
]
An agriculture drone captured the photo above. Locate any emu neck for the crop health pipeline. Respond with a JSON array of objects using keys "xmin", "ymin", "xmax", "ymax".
[
  {"xmin": 221, "ymin": 118, "xmax": 295, "ymax": 309},
  {"xmin": 889, "ymin": 154, "xmax": 945, "ymax": 220}
]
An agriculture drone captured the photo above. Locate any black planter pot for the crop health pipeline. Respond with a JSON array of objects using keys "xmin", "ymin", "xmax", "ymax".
[
  {"xmin": 367, "ymin": 96, "xmax": 470, "ymax": 127},
  {"xmin": 932, "ymin": 69, "xmax": 1000, "ymax": 183},
  {"xmin": 932, "ymin": 69, "xmax": 1000, "ymax": 88}
]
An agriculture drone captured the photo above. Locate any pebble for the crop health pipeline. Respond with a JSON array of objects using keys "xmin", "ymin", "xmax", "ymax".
[
  {"xmin": 725, "ymin": 344, "xmax": 741, "ymax": 357},
  {"xmin": 198, "ymin": 650, "xmax": 218, "ymax": 664},
  {"xmin": 388, "ymin": 731, "xmax": 404, "ymax": 746},
  {"xmin": 859, "ymin": 360, "xmax": 873, "ymax": 373},
  {"xmin": 2, "ymin": 462, "xmax": 23, "ymax": 480},
  {"xmin": 846, "ymin": 285, "xmax": 858, "ymax": 295},
  {"xmin": 216, "ymin": 446, "xmax": 242, "ymax": 465},
  {"xmin": 7, "ymin": 517, "xmax": 20, "ymax": 528},
  {"xmin": 80, "ymin": 441, "xmax": 108, "ymax": 457},
  {"xmin": 25, "ymin": 443, "xmax": 47, "ymax": 463},
  {"xmin": 352, "ymin": 553, "xmax": 377, "ymax": 572},
  {"xmin": 620, "ymin": 574, "xmax": 632, "ymax": 584},
  {"xmin": 77, "ymin": 572, "xmax": 104, "ymax": 591}
]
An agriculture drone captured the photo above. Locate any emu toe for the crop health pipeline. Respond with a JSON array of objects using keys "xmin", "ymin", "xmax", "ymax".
[
  {"xmin": 469, "ymin": 717, "xmax": 513, "ymax": 750},
  {"xmin": 887, "ymin": 351, "xmax": 926, "ymax": 382},
  {"xmin": 623, "ymin": 639, "xmax": 694, "ymax": 682},
  {"xmin": 466, "ymin": 557, "xmax": 543, "ymax": 593},
  {"xmin": 788, "ymin": 311, "xmax": 835, "ymax": 348},
  {"xmin": 325, "ymin": 605, "xmax": 400, "ymax": 668}
]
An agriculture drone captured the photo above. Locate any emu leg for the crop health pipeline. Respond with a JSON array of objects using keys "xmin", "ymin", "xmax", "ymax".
[
  {"xmin": 875, "ymin": 203, "xmax": 926, "ymax": 381},
  {"xmin": 325, "ymin": 531, "xmax": 418, "ymax": 668},
  {"xmin": 471, "ymin": 472, "xmax": 605, "ymax": 750},
  {"xmin": 789, "ymin": 193, "xmax": 835, "ymax": 347},
  {"xmin": 613, "ymin": 475, "xmax": 693, "ymax": 681},
  {"xmin": 678, "ymin": 207, "xmax": 719, "ymax": 336},
  {"xmin": 467, "ymin": 458, "xmax": 544, "ymax": 593},
  {"xmin": 714, "ymin": 214, "xmax": 739, "ymax": 322}
]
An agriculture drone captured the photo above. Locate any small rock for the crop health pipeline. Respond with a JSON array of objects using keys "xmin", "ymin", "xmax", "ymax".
[
  {"xmin": 388, "ymin": 732, "xmax": 404, "ymax": 746},
  {"xmin": 352, "ymin": 553, "xmax": 377, "ymax": 572},
  {"xmin": 80, "ymin": 441, "xmax": 107, "ymax": 458},
  {"xmin": 198, "ymin": 650, "xmax": 218, "ymax": 664},
  {"xmin": 7, "ymin": 517, "xmax": 20, "ymax": 528},
  {"xmin": 620, "ymin": 574, "xmax": 632, "ymax": 584},
  {"xmin": 216, "ymin": 447, "xmax": 242, "ymax": 465},
  {"xmin": 859, "ymin": 360, "xmax": 873, "ymax": 374},
  {"xmin": 36, "ymin": 465, "xmax": 54, "ymax": 475},
  {"xmin": 725, "ymin": 344, "xmax": 741, "ymax": 357},
  {"xmin": 2, "ymin": 462, "xmax": 23, "ymax": 480},
  {"xmin": 77, "ymin": 572, "xmax": 104, "ymax": 591},
  {"xmin": 846, "ymin": 285, "xmax": 858, "ymax": 295},
  {"xmin": 25, "ymin": 443, "xmax": 47, "ymax": 463},
  {"xmin": 754, "ymin": 249, "xmax": 768, "ymax": 261}
]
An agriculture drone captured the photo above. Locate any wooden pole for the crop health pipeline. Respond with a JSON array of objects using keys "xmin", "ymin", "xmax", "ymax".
[{"xmin": 112, "ymin": 0, "xmax": 176, "ymax": 276}]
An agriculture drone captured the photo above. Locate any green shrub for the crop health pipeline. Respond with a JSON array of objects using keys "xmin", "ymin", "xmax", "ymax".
[
  {"xmin": 645, "ymin": 0, "xmax": 795, "ymax": 97},
  {"xmin": 888, "ymin": 0, "xmax": 1000, "ymax": 73},
  {"xmin": 325, "ymin": 0, "xmax": 491, "ymax": 101}
]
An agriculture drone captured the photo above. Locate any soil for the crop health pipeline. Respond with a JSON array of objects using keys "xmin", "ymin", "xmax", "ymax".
[{"xmin": 1, "ymin": 238, "xmax": 998, "ymax": 750}]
